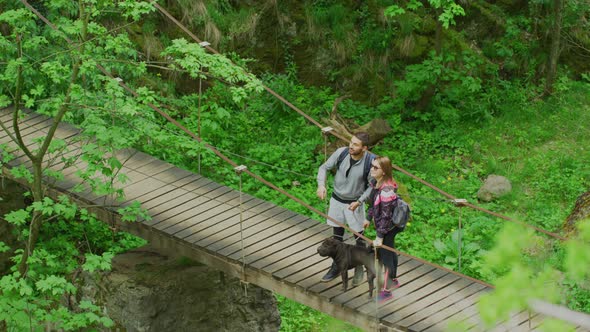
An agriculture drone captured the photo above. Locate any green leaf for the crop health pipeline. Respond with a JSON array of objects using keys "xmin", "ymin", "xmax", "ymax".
[
  {"xmin": 407, "ymin": 0, "xmax": 424, "ymax": 10},
  {"xmin": 35, "ymin": 275, "xmax": 74, "ymax": 296},
  {"xmin": 444, "ymin": 256, "xmax": 457, "ymax": 264},
  {"xmin": 30, "ymin": 84, "xmax": 45, "ymax": 97},
  {"xmin": 0, "ymin": 94, "xmax": 11, "ymax": 108},
  {"xmin": 22, "ymin": 94, "xmax": 35, "ymax": 108},
  {"xmin": 10, "ymin": 165, "xmax": 33, "ymax": 183},
  {"xmin": 4, "ymin": 209, "xmax": 30, "ymax": 226},
  {"xmin": 118, "ymin": 1, "xmax": 156, "ymax": 20},
  {"xmin": 108, "ymin": 156, "xmax": 122, "ymax": 170},
  {"xmin": 117, "ymin": 200, "xmax": 151, "ymax": 222},
  {"xmin": 384, "ymin": 5, "xmax": 405, "ymax": 18},
  {"xmin": 0, "ymin": 241, "xmax": 10, "ymax": 253},
  {"xmin": 433, "ymin": 239, "xmax": 447, "ymax": 253},
  {"xmin": 0, "ymin": 9, "xmax": 36, "ymax": 31},
  {"xmin": 82, "ymin": 252, "xmax": 114, "ymax": 273}
]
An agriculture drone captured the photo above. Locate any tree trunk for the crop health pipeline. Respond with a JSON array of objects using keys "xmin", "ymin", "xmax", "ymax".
[
  {"xmin": 545, "ymin": 0, "xmax": 563, "ymax": 95},
  {"xmin": 18, "ymin": 161, "xmax": 44, "ymax": 276},
  {"xmin": 563, "ymin": 191, "xmax": 590, "ymax": 236},
  {"xmin": 416, "ymin": 8, "xmax": 443, "ymax": 113},
  {"xmin": 434, "ymin": 11, "xmax": 443, "ymax": 55}
]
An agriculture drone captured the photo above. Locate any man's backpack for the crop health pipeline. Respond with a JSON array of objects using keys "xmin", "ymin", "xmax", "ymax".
[
  {"xmin": 391, "ymin": 198, "xmax": 411, "ymax": 231},
  {"xmin": 335, "ymin": 149, "xmax": 376, "ymax": 188}
]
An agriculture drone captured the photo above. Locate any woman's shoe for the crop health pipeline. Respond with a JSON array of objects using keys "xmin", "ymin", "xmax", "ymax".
[
  {"xmin": 377, "ymin": 290, "xmax": 393, "ymax": 303},
  {"xmin": 389, "ymin": 278, "xmax": 401, "ymax": 289},
  {"xmin": 383, "ymin": 277, "xmax": 401, "ymax": 290}
]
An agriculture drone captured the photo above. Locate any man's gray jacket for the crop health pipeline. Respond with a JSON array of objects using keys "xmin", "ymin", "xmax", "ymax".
[{"xmin": 317, "ymin": 147, "xmax": 373, "ymax": 204}]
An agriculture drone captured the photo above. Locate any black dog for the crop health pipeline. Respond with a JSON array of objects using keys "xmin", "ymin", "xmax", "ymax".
[{"xmin": 317, "ymin": 237, "xmax": 376, "ymax": 297}]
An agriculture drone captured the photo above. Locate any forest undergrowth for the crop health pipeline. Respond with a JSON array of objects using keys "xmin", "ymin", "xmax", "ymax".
[{"xmin": 148, "ymin": 73, "xmax": 590, "ymax": 331}]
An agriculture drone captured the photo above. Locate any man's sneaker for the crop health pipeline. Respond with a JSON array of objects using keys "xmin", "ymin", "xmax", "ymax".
[
  {"xmin": 377, "ymin": 290, "xmax": 393, "ymax": 303},
  {"xmin": 321, "ymin": 262, "xmax": 339, "ymax": 282}
]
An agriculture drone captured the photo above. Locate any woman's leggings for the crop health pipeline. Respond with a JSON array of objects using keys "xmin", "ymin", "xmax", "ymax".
[{"xmin": 378, "ymin": 227, "xmax": 403, "ymax": 279}]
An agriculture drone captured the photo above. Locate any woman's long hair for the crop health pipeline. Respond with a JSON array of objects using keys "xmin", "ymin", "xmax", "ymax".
[{"xmin": 374, "ymin": 156, "xmax": 393, "ymax": 186}]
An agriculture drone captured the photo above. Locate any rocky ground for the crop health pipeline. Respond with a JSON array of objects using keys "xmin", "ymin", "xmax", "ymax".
[{"xmin": 85, "ymin": 246, "xmax": 281, "ymax": 331}]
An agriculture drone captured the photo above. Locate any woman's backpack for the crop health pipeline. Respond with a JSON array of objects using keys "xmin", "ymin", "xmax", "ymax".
[{"xmin": 392, "ymin": 198, "xmax": 411, "ymax": 231}]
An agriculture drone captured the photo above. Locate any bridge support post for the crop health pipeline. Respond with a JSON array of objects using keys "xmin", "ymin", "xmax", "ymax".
[{"xmin": 234, "ymin": 165, "xmax": 249, "ymax": 294}]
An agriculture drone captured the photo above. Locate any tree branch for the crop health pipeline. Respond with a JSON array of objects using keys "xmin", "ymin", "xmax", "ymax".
[{"xmin": 11, "ymin": 33, "xmax": 35, "ymax": 162}]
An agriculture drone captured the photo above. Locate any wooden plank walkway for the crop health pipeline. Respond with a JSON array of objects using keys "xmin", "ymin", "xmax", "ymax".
[{"xmin": 1, "ymin": 108, "xmax": 579, "ymax": 332}]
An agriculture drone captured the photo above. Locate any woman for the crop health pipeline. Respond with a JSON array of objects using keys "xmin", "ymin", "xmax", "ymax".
[{"xmin": 362, "ymin": 156, "xmax": 402, "ymax": 303}]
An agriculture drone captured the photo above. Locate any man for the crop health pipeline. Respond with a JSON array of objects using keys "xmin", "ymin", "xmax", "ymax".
[{"xmin": 316, "ymin": 132, "xmax": 374, "ymax": 283}]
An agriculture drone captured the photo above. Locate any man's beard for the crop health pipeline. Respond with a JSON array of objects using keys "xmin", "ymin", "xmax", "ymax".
[{"xmin": 349, "ymin": 148, "xmax": 363, "ymax": 156}]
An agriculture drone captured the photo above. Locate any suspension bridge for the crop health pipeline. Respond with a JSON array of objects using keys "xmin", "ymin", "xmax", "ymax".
[{"xmin": 1, "ymin": 107, "xmax": 568, "ymax": 332}]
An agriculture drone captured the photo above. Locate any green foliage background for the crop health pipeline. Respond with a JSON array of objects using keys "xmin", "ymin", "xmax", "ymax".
[{"xmin": 0, "ymin": 0, "xmax": 589, "ymax": 331}]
